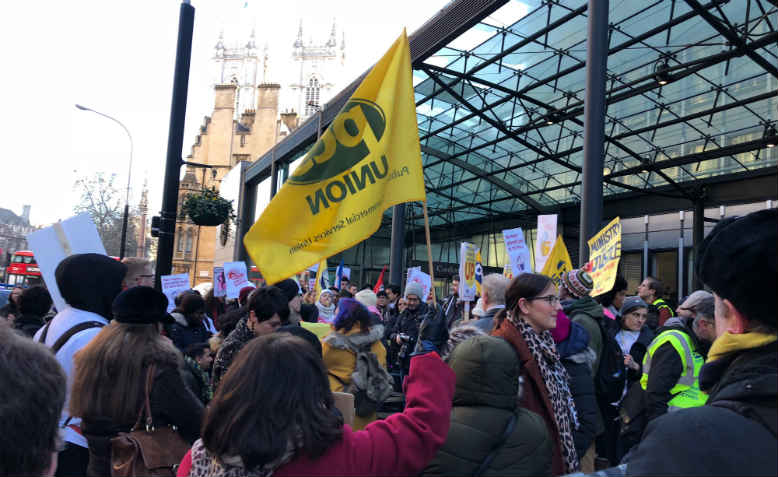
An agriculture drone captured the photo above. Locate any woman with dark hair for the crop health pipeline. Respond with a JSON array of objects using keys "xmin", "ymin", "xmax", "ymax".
[
  {"xmin": 70, "ymin": 287, "xmax": 204, "ymax": 477},
  {"xmin": 177, "ymin": 332, "xmax": 455, "ymax": 477},
  {"xmin": 322, "ymin": 297, "xmax": 386, "ymax": 430},
  {"xmin": 491, "ymin": 273, "xmax": 579, "ymax": 475},
  {"xmin": 596, "ymin": 275, "xmax": 628, "ymax": 320},
  {"xmin": 12, "ymin": 285, "xmax": 52, "ymax": 337},
  {"xmin": 211, "ymin": 286, "xmax": 288, "ymax": 390},
  {"xmin": 167, "ymin": 293, "xmax": 212, "ymax": 351}
]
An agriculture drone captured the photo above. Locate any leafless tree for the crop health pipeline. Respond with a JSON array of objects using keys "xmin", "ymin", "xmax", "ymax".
[{"xmin": 73, "ymin": 173, "xmax": 138, "ymax": 257}]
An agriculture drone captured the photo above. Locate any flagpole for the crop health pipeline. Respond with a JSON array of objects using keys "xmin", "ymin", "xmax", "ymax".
[{"xmin": 421, "ymin": 200, "xmax": 436, "ymax": 306}]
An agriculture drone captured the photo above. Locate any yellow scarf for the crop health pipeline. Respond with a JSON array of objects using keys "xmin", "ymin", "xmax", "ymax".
[{"xmin": 707, "ymin": 331, "xmax": 777, "ymax": 363}]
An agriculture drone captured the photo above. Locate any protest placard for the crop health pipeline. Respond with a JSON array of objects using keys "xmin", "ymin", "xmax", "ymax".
[
  {"xmin": 405, "ymin": 267, "xmax": 431, "ymax": 300},
  {"xmin": 502, "ymin": 227, "xmax": 532, "ymax": 276},
  {"xmin": 459, "ymin": 242, "xmax": 477, "ymax": 302},
  {"xmin": 160, "ymin": 274, "xmax": 191, "ymax": 313},
  {"xmin": 223, "ymin": 261, "xmax": 251, "ymax": 299},
  {"xmin": 588, "ymin": 217, "xmax": 622, "ymax": 297},
  {"xmin": 213, "ymin": 267, "xmax": 226, "ymax": 297},
  {"xmin": 535, "ymin": 215, "xmax": 557, "ymax": 272},
  {"xmin": 26, "ymin": 213, "xmax": 107, "ymax": 312},
  {"xmin": 540, "ymin": 236, "xmax": 573, "ymax": 286}
]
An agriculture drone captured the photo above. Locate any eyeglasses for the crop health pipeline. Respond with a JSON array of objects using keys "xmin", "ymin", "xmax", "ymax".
[{"xmin": 527, "ymin": 295, "xmax": 560, "ymax": 305}]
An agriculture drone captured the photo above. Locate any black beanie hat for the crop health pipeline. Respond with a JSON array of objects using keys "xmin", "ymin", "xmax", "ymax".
[
  {"xmin": 112, "ymin": 286, "xmax": 175, "ymax": 325},
  {"xmin": 696, "ymin": 208, "xmax": 776, "ymax": 326},
  {"xmin": 274, "ymin": 278, "xmax": 301, "ymax": 303}
]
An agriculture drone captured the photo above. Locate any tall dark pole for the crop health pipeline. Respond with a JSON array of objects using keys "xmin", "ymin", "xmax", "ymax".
[
  {"xmin": 579, "ymin": 0, "xmax": 609, "ymax": 264},
  {"xmin": 389, "ymin": 204, "xmax": 405, "ymax": 287},
  {"xmin": 119, "ymin": 204, "xmax": 129, "ymax": 259},
  {"xmin": 692, "ymin": 199, "xmax": 705, "ymax": 290},
  {"xmin": 155, "ymin": 0, "xmax": 195, "ymax": 290}
]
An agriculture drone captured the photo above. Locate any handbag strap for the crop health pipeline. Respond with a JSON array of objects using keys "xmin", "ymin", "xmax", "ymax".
[
  {"xmin": 473, "ymin": 413, "xmax": 517, "ymax": 477},
  {"xmin": 131, "ymin": 364, "xmax": 156, "ymax": 432}
]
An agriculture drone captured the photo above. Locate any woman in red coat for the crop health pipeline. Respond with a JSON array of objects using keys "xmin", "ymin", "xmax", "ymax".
[
  {"xmin": 491, "ymin": 272, "xmax": 580, "ymax": 475},
  {"xmin": 177, "ymin": 332, "xmax": 455, "ymax": 477}
]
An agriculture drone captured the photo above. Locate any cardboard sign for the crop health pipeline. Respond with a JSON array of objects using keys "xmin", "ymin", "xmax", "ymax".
[
  {"xmin": 535, "ymin": 214, "xmax": 557, "ymax": 273},
  {"xmin": 405, "ymin": 267, "xmax": 431, "ymax": 301},
  {"xmin": 540, "ymin": 236, "xmax": 573, "ymax": 286},
  {"xmin": 26, "ymin": 213, "xmax": 107, "ymax": 312},
  {"xmin": 475, "ymin": 248, "xmax": 483, "ymax": 296},
  {"xmin": 213, "ymin": 267, "xmax": 226, "ymax": 297},
  {"xmin": 223, "ymin": 261, "xmax": 250, "ymax": 299},
  {"xmin": 459, "ymin": 242, "xmax": 477, "ymax": 302},
  {"xmin": 588, "ymin": 217, "xmax": 622, "ymax": 297},
  {"xmin": 502, "ymin": 227, "xmax": 532, "ymax": 276},
  {"xmin": 160, "ymin": 274, "xmax": 191, "ymax": 313}
]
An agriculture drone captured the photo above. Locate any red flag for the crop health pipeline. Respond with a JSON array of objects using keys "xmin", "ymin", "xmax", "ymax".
[{"xmin": 373, "ymin": 265, "xmax": 387, "ymax": 293}]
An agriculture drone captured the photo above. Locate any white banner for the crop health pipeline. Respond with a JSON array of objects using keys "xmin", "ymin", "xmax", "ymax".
[
  {"xmin": 502, "ymin": 227, "xmax": 532, "ymax": 276},
  {"xmin": 535, "ymin": 214, "xmax": 558, "ymax": 273},
  {"xmin": 26, "ymin": 213, "xmax": 107, "ymax": 312},
  {"xmin": 160, "ymin": 274, "xmax": 191, "ymax": 313},
  {"xmin": 213, "ymin": 267, "xmax": 226, "ymax": 297},
  {"xmin": 459, "ymin": 242, "xmax": 477, "ymax": 302},
  {"xmin": 223, "ymin": 261, "xmax": 251, "ymax": 299}
]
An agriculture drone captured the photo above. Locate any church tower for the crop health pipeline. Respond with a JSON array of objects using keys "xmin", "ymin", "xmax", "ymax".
[
  {"xmin": 288, "ymin": 19, "xmax": 346, "ymax": 121},
  {"xmin": 212, "ymin": 29, "xmax": 261, "ymax": 118}
]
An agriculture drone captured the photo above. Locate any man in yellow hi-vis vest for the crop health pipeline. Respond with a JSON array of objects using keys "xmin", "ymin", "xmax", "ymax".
[{"xmin": 640, "ymin": 295, "xmax": 717, "ymax": 420}]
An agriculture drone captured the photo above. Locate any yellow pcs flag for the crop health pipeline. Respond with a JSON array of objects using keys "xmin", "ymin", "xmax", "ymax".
[
  {"xmin": 540, "ymin": 235, "xmax": 573, "ymax": 286},
  {"xmin": 244, "ymin": 31, "xmax": 425, "ymax": 285}
]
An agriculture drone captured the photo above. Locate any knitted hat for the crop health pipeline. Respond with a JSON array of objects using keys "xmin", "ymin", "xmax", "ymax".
[
  {"xmin": 619, "ymin": 296, "xmax": 648, "ymax": 318},
  {"xmin": 112, "ymin": 286, "xmax": 174, "ymax": 325},
  {"xmin": 550, "ymin": 310, "xmax": 571, "ymax": 343},
  {"xmin": 561, "ymin": 269, "xmax": 593, "ymax": 298},
  {"xmin": 354, "ymin": 289, "xmax": 377, "ymax": 308},
  {"xmin": 274, "ymin": 278, "xmax": 301, "ymax": 302},
  {"xmin": 697, "ymin": 209, "xmax": 777, "ymax": 325},
  {"xmin": 405, "ymin": 282, "xmax": 425, "ymax": 299}
]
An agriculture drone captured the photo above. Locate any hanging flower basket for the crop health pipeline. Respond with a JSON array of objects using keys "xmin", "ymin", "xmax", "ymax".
[{"xmin": 182, "ymin": 188, "xmax": 234, "ymax": 226}]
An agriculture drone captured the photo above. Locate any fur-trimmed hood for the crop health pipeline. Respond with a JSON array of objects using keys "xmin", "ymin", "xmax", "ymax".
[{"xmin": 323, "ymin": 324, "xmax": 384, "ymax": 350}]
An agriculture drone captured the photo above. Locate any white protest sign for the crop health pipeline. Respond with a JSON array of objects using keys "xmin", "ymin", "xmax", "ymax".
[
  {"xmin": 223, "ymin": 261, "xmax": 250, "ymax": 299},
  {"xmin": 503, "ymin": 227, "xmax": 532, "ymax": 276},
  {"xmin": 160, "ymin": 274, "xmax": 191, "ymax": 313},
  {"xmin": 535, "ymin": 214, "xmax": 557, "ymax": 273},
  {"xmin": 342, "ymin": 266, "xmax": 351, "ymax": 280},
  {"xmin": 459, "ymin": 242, "xmax": 477, "ymax": 302},
  {"xmin": 213, "ymin": 267, "xmax": 226, "ymax": 297},
  {"xmin": 26, "ymin": 213, "xmax": 107, "ymax": 312},
  {"xmin": 405, "ymin": 267, "xmax": 432, "ymax": 301}
]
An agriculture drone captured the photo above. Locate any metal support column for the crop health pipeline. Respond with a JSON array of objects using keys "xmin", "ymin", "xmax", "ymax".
[
  {"xmin": 389, "ymin": 204, "xmax": 406, "ymax": 287},
  {"xmin": 692, "ymin": 200, "xmax": 705, "ymax": 290},
  {"xmin": 678, "ymin": 211, "xmax": 685, "ymax": 299},
  {"xmin": 235, "ymin": 183, "xmax": 257, "ymax": 264},
  {"xmin": 643, "ymin": 215, "xmax": 649, "ymax": 279},
  {"xmin": 155, "ymin": 1, "xmax": 195, "ymax": 290},
  {"xmin": 579, "ymin": 0, "xmax": 609, "ymax": 263}
]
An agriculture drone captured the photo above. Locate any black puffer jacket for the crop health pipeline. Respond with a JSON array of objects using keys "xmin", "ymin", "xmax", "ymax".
[
  {"xmin": 12, "ymin": 313, "xmax": 45, "ymax": 337},
  {"xmin": 625, "ymin": 340, "xmax": 777, "ymax": 476},
  {"xmin": 423, "ymin": 335, "xmax": 552, "ymax": 476}
]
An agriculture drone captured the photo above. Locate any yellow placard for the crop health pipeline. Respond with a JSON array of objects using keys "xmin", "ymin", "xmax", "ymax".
[
  {"xmin": 587, "ymin": 217, "xmax": 622, "ymax": 297},
  {"xmin": 540, "ymin": 235, "xmax": 573, "ymax": 286},
  {"xmin": 243, "ymin": 31, "xmax": 425, "ymax": 285}
]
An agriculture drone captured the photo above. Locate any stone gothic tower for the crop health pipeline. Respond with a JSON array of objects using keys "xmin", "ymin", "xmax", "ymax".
[{"xmin": 212, "ymin": 29, "xmax": 261, "ymax": 118}]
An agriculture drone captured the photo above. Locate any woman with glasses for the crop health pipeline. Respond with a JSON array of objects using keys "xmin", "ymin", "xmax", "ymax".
[
  {"xmin": 492, "ymin": 273, "xmax": 579, "ymax": 475},
  {"xmin": 600, "ymin": 296, "xmax": 656, "ymax": 464}
]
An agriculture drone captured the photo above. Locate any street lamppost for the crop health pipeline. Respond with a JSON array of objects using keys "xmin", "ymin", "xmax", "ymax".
[{"xmin": 75, "ymin": 104, "xmax": 134, "ymax": 259}]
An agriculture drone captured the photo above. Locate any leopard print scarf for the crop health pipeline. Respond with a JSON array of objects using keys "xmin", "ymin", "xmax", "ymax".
[
  {"xmin": 189, "ymin": 437, "xmax": 296, "ymax": 477},
  {"xmin": 509, "ymin": 311, "xmax": 580, "ymax": 473}
]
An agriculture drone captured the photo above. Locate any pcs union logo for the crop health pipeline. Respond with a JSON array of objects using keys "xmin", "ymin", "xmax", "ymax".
[{"xmin": 289, "ymin": 99, "xmax": 386, "ymax": 185}]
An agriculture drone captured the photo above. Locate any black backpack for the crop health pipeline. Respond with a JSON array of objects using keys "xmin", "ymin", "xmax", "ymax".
[{"xmin": 595, "ymin": 319, "xmax": 627, "ymax": 403}]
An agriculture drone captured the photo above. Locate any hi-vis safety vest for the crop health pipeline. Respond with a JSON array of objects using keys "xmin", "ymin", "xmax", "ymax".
[
  {"xmin": 652, "ymin": 298, "xmax": 674, "ymax": 317},
  {"xmin": 640, "ymin": 329, "xmax": 708, "ymax": 411}
]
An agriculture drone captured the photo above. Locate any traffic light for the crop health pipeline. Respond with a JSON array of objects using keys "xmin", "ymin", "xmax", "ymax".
[{"xmin": 151, "ymin": 216, "xmax": 161, "ymax": 238}]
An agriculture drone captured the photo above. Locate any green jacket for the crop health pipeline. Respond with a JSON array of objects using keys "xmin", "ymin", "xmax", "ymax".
[
  {"xmin": 423, "ymin": 335, "xmax": 552, "ymax": 477},
  {"xmin": 565, "ymin": 297, "xmax": 605, "ymax": 373}
]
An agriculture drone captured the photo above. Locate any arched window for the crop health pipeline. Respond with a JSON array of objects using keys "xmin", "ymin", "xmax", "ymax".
[
  {"xmin": 185, "ymin": 229, "xmax": 194, "ymax": 252},
  {"xmin": 176, "ymin": 227, "xmax": 184, "ymax": 251},
  {"xmin": 305, "ymin": 77, "xmax": 321, "ymax": 116}
]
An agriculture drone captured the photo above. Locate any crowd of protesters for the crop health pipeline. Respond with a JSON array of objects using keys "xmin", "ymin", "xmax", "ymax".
[{"xmin": 0, "ymin": 208, "xmax": 775, "ymax": 477}]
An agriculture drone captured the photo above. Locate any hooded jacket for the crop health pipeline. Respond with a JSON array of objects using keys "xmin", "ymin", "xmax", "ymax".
[
  {"xmin": 323, "ymin": 324, "xmax": 386, "ymax": 430},
  {"xmin": 33, "ymin": 253, "xmax": 127, "ymax": 448},
  {"xmin": 624, "ymin": 340, "xmax": 777, "ymax": 476},
  {"xmin": 423, "ymin": 335, "xmax": 552, "ymax": 477},
  {"xmin": 166, "ymin": 311, "xmax": 212, "ymax": 351},
  {"xmin": 555, "ymin": 320, "xmax": 602, "ymax": 460},
  {"xmin": 563, "ymin": 297, "xmax": 605, "ymax": 373}
]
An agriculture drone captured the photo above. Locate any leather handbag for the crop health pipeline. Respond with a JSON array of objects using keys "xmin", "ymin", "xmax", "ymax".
[{"xmin": 110, "ymin": 365, "xmax": 191, "ymax": 477}]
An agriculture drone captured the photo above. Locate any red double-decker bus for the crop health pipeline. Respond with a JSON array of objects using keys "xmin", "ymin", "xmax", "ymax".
[{"xmin": 5, "ymin": 251, "xmax": 43, "ymax": 287}]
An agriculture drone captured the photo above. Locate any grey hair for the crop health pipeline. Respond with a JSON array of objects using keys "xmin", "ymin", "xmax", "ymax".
[{"xmin": 482, "ymin": 273, "xmax": 509, "ymax": 305}]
